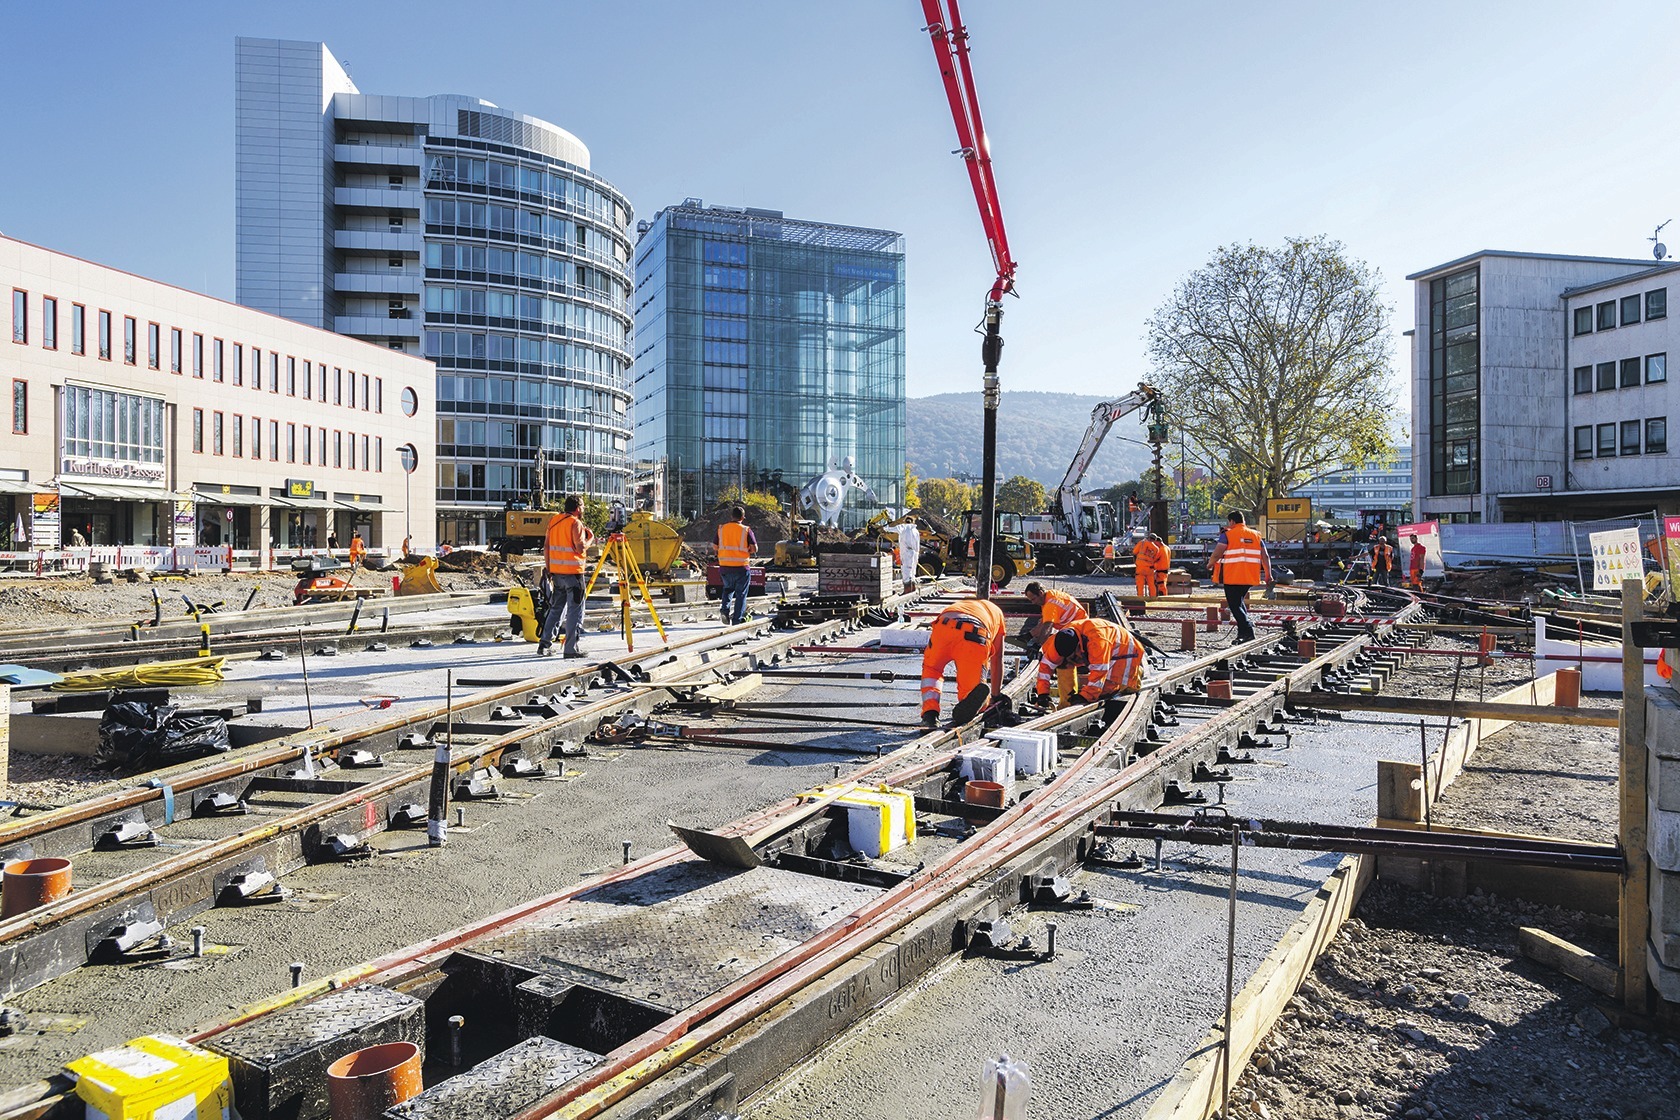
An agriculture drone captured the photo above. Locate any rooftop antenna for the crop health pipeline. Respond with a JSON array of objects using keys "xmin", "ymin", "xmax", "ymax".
[{"xmin": 1652, "ymin": 219, "xmax": 1671, "ymax": 262}]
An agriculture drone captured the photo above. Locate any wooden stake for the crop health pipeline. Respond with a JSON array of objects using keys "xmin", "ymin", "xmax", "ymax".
[{"xmin": 1619, "ymin": 579, "xmax": 1650, "ymax": 1013}]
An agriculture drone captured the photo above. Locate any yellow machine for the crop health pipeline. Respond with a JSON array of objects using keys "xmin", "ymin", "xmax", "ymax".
[
  {"xmin": 508, "ymin": 584, "xmax": 544, "ymax": 641},
  {"xmin": 494, "ymin": 505, "xmax": 559, "ymax": 558},
  {"xmin": 932, "ymin": 509, "xmax": 1036, "ymax": 588},
  {"xmin": 396, "ymin": 555, "xmax": 444, "ymax": 596},
  {"xmin": 617, "ymin": 511, "xmax": 685, "ymax": 576}
]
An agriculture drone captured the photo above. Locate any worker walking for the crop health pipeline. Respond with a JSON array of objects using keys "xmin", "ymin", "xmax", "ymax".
[
  {"xmin": 539, "ymin": 495, "xmax": 594, "ymax": 658},
  {"xmin": 1131, "ymin": 535, "xmax": 1162, "ymax": 598},
  {"xmin": 1407, "ymin": 533, "xmax": 1427, "ymax": 590},
  {"xmin": 1372, "ymin": 537, "xmax": 1395, "ymax": 587},
  {"xmin": 715, "ymin": 505, "xmax": 757, "ymax": 625},
  {"xmin": 348, "ymin": 531, "xmax": 366, "ymax": 567},
  {"xmin": 1208, "ymin": 511, "xmax": 1272, "ymax": 644},
  {"xmin": 1032, "ymin": 616, "xmax": 1144, "ymax": 708},
  {"xmin": 881, "ymin": 511, "xmax": 922, "ymax": 592},
  {"xmin": 920, "ymin": 598, "xmax": 1006, "ymax": 729}
]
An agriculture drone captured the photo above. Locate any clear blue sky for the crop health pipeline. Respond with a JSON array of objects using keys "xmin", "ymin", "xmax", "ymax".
[{"xmin": 2, "ymin": 1, "xmax": 1674, "ymax": 409}]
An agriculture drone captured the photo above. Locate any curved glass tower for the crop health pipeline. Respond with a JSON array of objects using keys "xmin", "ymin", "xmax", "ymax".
[{"xmin": 235, "ymin": 39, "xmax": 633, "ymax": 545}]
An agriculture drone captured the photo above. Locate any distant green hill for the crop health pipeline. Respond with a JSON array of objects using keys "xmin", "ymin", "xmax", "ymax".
[{"xmin": 906, "ymin": 391, "xmax": 1156, "ymax": 488}]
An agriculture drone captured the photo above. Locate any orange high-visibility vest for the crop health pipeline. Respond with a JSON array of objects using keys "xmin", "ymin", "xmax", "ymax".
[
  {"xmin": 1217, "ymin": 525, "xmax": 1265, "ymax": 585},
  {"xmin": 546, "ymin": 514, "xmax": 587, "ymax": 575},
  {"xmin": 1039, "ymin": 589, "xmax": 1087, "ymax": 629},
  {"xmin": 717, "ymin": 522, "xmax": 751, "ymax": 566},
  {"xmin": 1035, "ymin": 616, "xmax": 1144, "ymax": 700}
]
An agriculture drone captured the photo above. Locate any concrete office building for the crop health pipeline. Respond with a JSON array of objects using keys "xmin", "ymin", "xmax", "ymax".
[
  {"xmin": 2, "ymin": 235, "xmax": 435, "ymax": 551},
  {"xmin": 234, "ymin": 38, "xmax": 634, "ymax": 546},
  {"xmin": 1292, "ymin": 446, "xmax": 1414, "ymax": 522},
  {"xmin": 1407, "ymin": 250, "xmax": 1675, "ymax": 523},
  {"xmin": 632, "ymin": 200, "xmax": 905, "ymax": 525}
]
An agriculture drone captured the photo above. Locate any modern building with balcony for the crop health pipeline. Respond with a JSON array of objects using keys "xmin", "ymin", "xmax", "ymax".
[
  {"xmin": 631, "ymin": 200, "xmax": 906, "ymax": 525},
  {"xmin": 1407, "ymin": 250, "xmax": 1679, "ymax": 523},
  {"xmin": 234, "ymin": 38, "xmax": 634, "ymax": 545}
]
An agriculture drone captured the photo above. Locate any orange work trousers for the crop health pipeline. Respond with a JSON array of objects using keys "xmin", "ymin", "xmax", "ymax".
[
  {"xmin": 921, "ymin": 625, "xmax": 990, "ymax": 717},
  {"xmin": 1135, "ymin": 565, "xmax": 1157, "ymax": 598}
]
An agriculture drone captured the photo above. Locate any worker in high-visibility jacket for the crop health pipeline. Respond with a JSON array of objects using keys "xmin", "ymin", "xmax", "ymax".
[
  {"xmin": 1209, "ymin": 510, "xmax": 1272, "ymax": 644},
  {"xmin": 539, "ymin": 495, "xmax": 594, "ymax": 658},
  {"xmin": 1132, "ymin": 535, "xmax": 1165, "ymax": 598},
  {"xmin": 1371, "ymin": 538, "xmax": 1395, "ymax": 587},
  {"xmin": 1021, "ymin": 581, "xmax": 1087, "ymax": 647},
  {"xmin": 715, "ymin": 505, "xmax": 757, "ymax": 625},
  {"xmin": 348, "ymin": 531, "xmax": 367, "ymax": 567},
  {"xmin": 1032, "ymin": 616, "xmax": 1144, "ymax": 708},
  {"xmin": 920, "ymin": 598, "xmax": 1006, "ymax": 729}
]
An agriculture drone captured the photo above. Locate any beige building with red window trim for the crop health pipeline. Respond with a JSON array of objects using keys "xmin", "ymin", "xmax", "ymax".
[{"xmin": 2, "ymin": 234, "xmax": 435, "ymax": 554}]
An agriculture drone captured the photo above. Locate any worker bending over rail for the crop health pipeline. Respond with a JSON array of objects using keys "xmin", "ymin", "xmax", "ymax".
[
  {"xmin": 1021, "ymin": 582, "xmax": 1086, "ymax": 648},
  {"xmin": 1032, "ymin": 616, "xmax": 1144, "ymax": 709},
  {"xmin": 920, "ymin": 598, "xmax": 1006, "ymax": 729}
]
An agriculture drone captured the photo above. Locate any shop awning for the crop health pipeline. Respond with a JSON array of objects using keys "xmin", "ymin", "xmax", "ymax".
[
  {"xmin": 335, "ymin": 497, "xmax": 393, "ymax": 513},
  {"xmin": 0, "ymin": 478, "xmax": 40, "ymax": 496},
  {"xmin": 191, "ymin": 490, "xmax": 269, "ymax": 507},
  {"xmin": 269, "ymin": 494, "xmax": 338, "ymax": 510},
  {"xmin": 57, "ymin": 481, "xmax": 178, "ymax": 502}
]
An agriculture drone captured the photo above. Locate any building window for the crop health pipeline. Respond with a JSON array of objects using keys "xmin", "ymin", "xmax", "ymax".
[
  {"xmin": 124, "ymin": 316, "xmax": 137, "ymax": 363},
  {"xmin": 334, "ymin": 430, "xmax": 342, "ymax": 468},
  {"xmin": 148, "ymin": 322, "xmax": 160, "ymax": 369},
  {"xmin": 335, "ymin": 367, "xmax": 343, "ymax": 405},
  {"xmin": 362, "ymin": 433, "xmax": 370, "ymax": 468},
  {"xmin": 269, "ymin": 420, "xmax": 279, "ymax": 461},
  {"xmin": 10, "ymin": 290, "xmax": 24, "ymax": 343},
  {"xmin": 1572, "ymin": 426, "xmax": 1594, "ymax": 459},
  {"xmin": 252, "ymin": 417, "xmax": 262, "ymax": 459},
  {"xmin": 1621, "ymin": 419, "xmax": 1641, "ymax": 456},
  {"xmin": 192, "ymin": 408, "xmax": 204, "ymax": 453},
  {"xmin": 269, "ymin": 352, "xmax": 279, "ymax": 393},
  {"xmin": 98, "ymin": 310, "xmax": 111, "ymax": 360},
  {"xmin": 303, "ymin": 425, "xmax": 312, "ymax": 465},
  {"xmin": 192, "ymin": 333, "xmax": 204, "ymax": 378},
  {"xmin": 401, "ymin": 386, "xmax": 418, "ymax": 416},
  {"xmin": 360, "ymin": 373, "xmax": 370, "ymax": 410},
  {"xmin": 1573, "ymin": 365, "xmax": 1593, "ymax": 394},
  {"xmin": 71, "ymin": 304, "xmax": 85, "ymax": 355},
  {"xmin": 213, "ymin": 412, "xmax": 224, "ymax": 456},
  {"xmin": 375, "ymin": 378, "xmax": 383, "ymax": 413},
  {"xmin": 1649, "ymin": 353, "xmax": 1667, "ymax": 384},
  {"xmin": 232, "ymin": 415, "xmax": 243, "ymax": 458},
  {"xmin": 10, "ymin": 380, "xmax": 24, "ymax": 434},
  {"xmin": 170, "ymin": 327, "xmax": 182, "ymax": 373},
  {"xmin": 1573, "ymin": 306, "xmax": 1593, "ymax": 335},
  {"xmin": 1597, "ymin": 301, "xmax": 1617, "ymax": 330},
  {"xmin": 1649, "ymin": 289, "xmax": 1668, "ymax": 320},
  {"xmin": 375, "ymin": 436, "xmax": 383, "ymax": 471},
  {"xmin": 1597, "ymin": 361, "xmax": 1617, "ymax": 391},
  {"xmin": 232, "ymin": 343, "xmax": 243, "ymax": 386},
  {"xmin": 287, "ymin": 357, "xmax": 296, "ymax": 396},
  {"xmin": 1621, "ymin": 357, "xmax": 1642, "ymax": 388},
  {"xmin": 287, "ymin": 423, "xmax": 296, "ymax": 463},
  {"xmin": 347, "ymin": 431, "xmax": 356, "ymax": 470},
  {"xmin": 1596, "ymin": 422, "xmax": 1617, "ymax": 457},
  {"xmin": 41, "ymin": 297, "xmax": 56, "ymax": 350},
  {"xmin": 1428, "ymin": 267, "xmax": 1480, "ymax": 496},
  {"xmin": 1649, "ymin": 417, "xmax": 1669, "ymax": 454},
  {"xmin": 213, "ymin": 339, "xmax": 224, "ymax": 382},
  {"xmin": 1621, "ymin": 294, "xmax": 1642, "ymax": 325}
]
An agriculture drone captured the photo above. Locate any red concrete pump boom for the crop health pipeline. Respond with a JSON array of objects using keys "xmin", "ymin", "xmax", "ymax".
[{"xmin": 920, "ymin": 0, "xmax": 1016, "ymax": 304}]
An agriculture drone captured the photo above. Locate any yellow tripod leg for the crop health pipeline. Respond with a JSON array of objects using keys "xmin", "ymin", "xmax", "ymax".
[{"xmin": 625, "ymin": 550, "xmax": 667, "ymax": 644}]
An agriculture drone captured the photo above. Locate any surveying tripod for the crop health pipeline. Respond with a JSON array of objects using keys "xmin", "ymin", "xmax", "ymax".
[{"xmin": 583, "ymin": 532, "xmax": 668, "ymax": 653}]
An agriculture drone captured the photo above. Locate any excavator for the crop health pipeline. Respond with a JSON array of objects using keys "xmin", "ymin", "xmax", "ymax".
[{"xmin": 1021, "ymin": 385, "xmax": 1164, "ymax": 574}]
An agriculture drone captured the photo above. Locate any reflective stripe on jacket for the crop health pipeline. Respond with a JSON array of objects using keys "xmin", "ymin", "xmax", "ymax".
[
  {"xmin": 717, "ymin": 522, "xmax": 752, "ymax": 566},
  {"xmin": 1040, "ymin": 589, "xmax": 1086, "ymax": 629},
  {"xmin": 546, "ymin": 514, "xmax": 588, "ymax": 575},
  {"xmin": 1218, "ymin": 525, "xmax": 1265, "ymax": 585},
  {"xmin": 1034, "ymin": 617, "xmax": 1144, "ymax": 699}
]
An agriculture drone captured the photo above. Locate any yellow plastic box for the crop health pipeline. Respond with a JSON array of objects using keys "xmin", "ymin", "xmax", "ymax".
[
  {"xmin": 833, "ymin": 783, "xmax": 917, "ymax": 858},
  {"xmin": 68, "ymin": 1034, "xmax": 232, "ymax": 1120}
]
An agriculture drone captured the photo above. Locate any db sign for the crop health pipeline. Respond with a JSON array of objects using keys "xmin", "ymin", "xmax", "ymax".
[{"xmin": 1535, "ymin": 475, "xmax": 1553, "ymax": 490}]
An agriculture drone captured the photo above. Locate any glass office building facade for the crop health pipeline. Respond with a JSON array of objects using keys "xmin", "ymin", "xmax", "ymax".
[
  {"xmin": 235, "ymin": 39, "xmax": 633, "ymax": 546},
  {"xmin": 632, "ymin": 202, "xmax": 905, "ymax": 524}
]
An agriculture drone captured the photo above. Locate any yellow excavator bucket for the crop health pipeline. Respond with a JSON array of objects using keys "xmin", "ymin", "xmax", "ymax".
[{"xmin": 397, "ymin": 556, "xmax": 444, "ymax": 596}]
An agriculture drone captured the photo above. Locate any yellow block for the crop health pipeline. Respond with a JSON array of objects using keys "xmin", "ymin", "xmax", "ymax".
[
  {"xmin": 68, "ymin": 1034, "xmax": 232, "ymax": 1120},
  {"xmin": 832, "ymin": 783, "xmax": 917, "ymax": 858}
]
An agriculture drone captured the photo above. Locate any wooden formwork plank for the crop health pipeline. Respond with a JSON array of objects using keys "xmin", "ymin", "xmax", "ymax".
[
  {"xmin": 1620, "ymin": 583, "xmax": 1650, "ymax": 1012},
  {"xmin": 1143, "ymin": 855, "xmax": 1375, "ymax": 1120},
  {"xmin": 1519, "ymin": 926, "xmax": 1618, "ymax": 997}
]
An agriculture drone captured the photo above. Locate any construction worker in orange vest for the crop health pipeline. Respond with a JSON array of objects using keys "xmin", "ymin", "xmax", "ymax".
[
  {"xmin": 1407, "ymin": 533, "xmax": 1428, "ymax": 590},
  {"xmin": 538, "ymin": 495, "xmax": 594, "ymax": 658},
  {"xmin": 1032, "ymin": 616, "xmax": 1144, "ymax": 708},
  {"xmin": 920, "ymin": 598, "xmax": 1006, "ymax": 729},
  {"xmin": 1021, "ymin": 581, "xmax": 1087, "ymax": 646},
  {"xmin": 1209, "ymin": 510, "xmax": 1272, "ymax": 644},
  {"xmin": 348, "ymin": 531, "xmax": 367, "ymax": 567},
  {"xmin": 1153, "ymin": 535, "xmax": 1172, "ymax": 595},
  {"xmin": 1133, "ymin": 533, "xmax": 1170, "ymax": 598},
  {"xmin": 715, "ymin": 505, "xmax": 757, "ymax": 625},
  {"xmin": 1371, "ymin": 537, "xmax": 1395, "ymax": 587}
]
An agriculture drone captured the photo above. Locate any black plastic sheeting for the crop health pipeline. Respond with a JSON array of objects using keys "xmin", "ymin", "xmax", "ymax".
[{"xmin": 97, "ymin": 701, "xmax": 231, "ymax": 770}]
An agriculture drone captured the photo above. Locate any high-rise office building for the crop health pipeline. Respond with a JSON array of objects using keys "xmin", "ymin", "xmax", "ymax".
[
  {"xmin": 235, "ymin": 38, "xmax": 634, "ymax": 545},
  {"xmin": 632, "ymin": 201, "xmax": 906, "ymax": 525}
]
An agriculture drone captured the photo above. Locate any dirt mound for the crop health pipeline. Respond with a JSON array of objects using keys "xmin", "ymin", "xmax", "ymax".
[
  {"xmin": 913, "ymin": 510, "xmax": 960, "ymax": 538},
  {"xmin": 684, "ymin": 505, "xmax": 794, "ymax": 551},
  {"xmin": 1444, "ymin": 563, "xmax": 1573, "ymax": 601},
  {"xmin": 437, "ymin": 548, "xmax": 509, "ymax": 575}
]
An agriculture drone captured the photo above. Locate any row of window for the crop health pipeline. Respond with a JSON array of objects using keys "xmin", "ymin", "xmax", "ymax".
[
  {"xmin": 1573, "ymin": 353, "xmax": 1667, "ymax": 393},
  {"xmin": 1572, "ymin": 417, "xmax": 1668, "ymax": 458},
  {"xmin": 1573, "ymin": 288, "xmax": 1667, "ymax": 334},
  {"xmin": 187, "ymin": 409, "xmax": 384, "ymax": 470},
  {"xmin": 9, "ymin": 289, "xmax": 388, "ymax": 414},
  {"xmin": 423, "ymin": 154, "xmax": 630, "ymax": 234}
]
